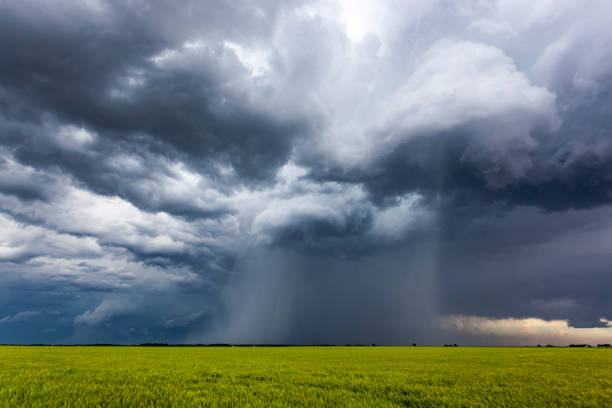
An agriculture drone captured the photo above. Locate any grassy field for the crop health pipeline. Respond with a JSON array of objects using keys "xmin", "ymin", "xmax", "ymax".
[{"xmin": 0, "ymin": 346, "xmax": 610, "ymax": 407}]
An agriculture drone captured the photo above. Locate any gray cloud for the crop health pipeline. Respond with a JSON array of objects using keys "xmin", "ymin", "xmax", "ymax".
[
  {"xmin": 434, "ymin": 206, "xmax": 612, "ymax": 330},
  {"xmin": 0, "ymin": 310, "xmax": 42, "ymax": 324},
  {"xmin": 1, "ymin": 0, "xmax": 611, "ymax": 345}
]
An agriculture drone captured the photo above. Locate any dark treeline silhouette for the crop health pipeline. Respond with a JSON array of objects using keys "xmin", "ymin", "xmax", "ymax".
[
  {"xmin": 1, "ymin": 343, "xmax": 391, "ymax": 347},
  {"xmin": 3, "ymin": 343, "xmax": 607, "ymax": 347}
]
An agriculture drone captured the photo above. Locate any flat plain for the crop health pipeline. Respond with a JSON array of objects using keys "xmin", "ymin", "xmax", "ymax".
[{"xmin": 0, "ymin": 346, "xmax": 610, "ymax": 407}]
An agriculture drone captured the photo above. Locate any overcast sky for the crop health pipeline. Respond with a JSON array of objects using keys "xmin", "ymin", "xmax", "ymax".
[{"xmin": 1, "ymin": 0, "xmax": 611, "ymax": 345}]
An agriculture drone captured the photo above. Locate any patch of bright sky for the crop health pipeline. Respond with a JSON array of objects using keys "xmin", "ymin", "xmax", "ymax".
[
  {"xmin": 223, "ymin": 41, "xmax": 270, "ymax": 78},
  {"xmin": 336, "ymin": 0, "xmax": 387, "ymax": 42},
  {"xmin": 441, "ymin": 315, "xmax": 612, "ymax": 345}
]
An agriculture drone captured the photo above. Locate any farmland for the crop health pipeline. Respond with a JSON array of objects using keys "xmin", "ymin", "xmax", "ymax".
[{"xmin": 0, "ymin": 346, "xmax": 610, "ymax": 407}]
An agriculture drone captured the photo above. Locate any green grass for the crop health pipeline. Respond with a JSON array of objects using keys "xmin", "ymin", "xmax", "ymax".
[{"xmin": 0, "ymin": 346, "xmax": 610, "ymax": 407}]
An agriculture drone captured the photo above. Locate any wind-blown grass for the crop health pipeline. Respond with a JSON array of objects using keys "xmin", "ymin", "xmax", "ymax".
[{"xmin": 0, "ymin": 346, "xmax": 610, "ymax": 407}]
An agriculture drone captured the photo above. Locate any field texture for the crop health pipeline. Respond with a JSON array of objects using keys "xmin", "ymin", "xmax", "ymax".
[{"xmin": 0, "ymin": 346, "xmax": 610, "ymax": 407}]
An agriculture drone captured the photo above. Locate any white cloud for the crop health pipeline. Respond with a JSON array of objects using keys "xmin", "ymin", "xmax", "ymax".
[
  {"xmin": 336, "ymin": 0, "xmax": 435, "ymax": 51},
  {"xmin": 467, "ymin": 0, "xmax": 578, "ymax": 37},
  {"xmin": 369, "ymin": 194, "xmax": 433, "ymax": 241},
  {"xmin": 0, "ymin": 213, "xmax": 102, "ymax": 262},
  {"xmin": 320, "ymin": 40, "xmax": 559, "ymax": 175},
  {"xmin": 223, "ymin": 41, "xmax": 271, "ymax": 77},
  {"xmin": 441, "ymin": 315, "xmax": 612, "ymax": 345}
]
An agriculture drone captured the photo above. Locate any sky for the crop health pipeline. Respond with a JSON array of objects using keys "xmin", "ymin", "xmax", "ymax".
[{"xmin": 0, "ymin": 0, "xmax": 611, "ymax": 346}]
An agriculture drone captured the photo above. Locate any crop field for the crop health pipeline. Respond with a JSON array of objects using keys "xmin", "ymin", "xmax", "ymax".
[{"xmin": 0, "ymin": 346, "xmax": 610, "ymax": 407}]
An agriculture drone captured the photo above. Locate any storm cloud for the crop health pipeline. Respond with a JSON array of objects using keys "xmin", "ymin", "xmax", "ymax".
[{"xmin": 1, "ymin": 0, "xmax": 611, "ymax": 345}]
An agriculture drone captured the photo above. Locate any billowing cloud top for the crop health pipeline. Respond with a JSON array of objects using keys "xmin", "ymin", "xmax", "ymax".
[{"xmin": 1, "ymin": 0, "xmax": 611, "ymax": 345}]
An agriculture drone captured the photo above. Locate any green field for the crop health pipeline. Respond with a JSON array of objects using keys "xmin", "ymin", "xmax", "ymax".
[{"xmin": 0, "ymin": 346, "xmax": 610, "ymax": 407}]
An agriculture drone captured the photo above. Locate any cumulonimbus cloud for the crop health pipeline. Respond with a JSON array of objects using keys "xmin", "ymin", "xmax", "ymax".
[{"xmin": 1, "ymin": 0, "xmax": 611, "ymax": 344}]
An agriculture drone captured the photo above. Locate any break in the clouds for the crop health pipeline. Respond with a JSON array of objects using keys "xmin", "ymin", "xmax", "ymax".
[{"xmin": 0, "ymin": 0, "xmax": 611, "ymax": 345}]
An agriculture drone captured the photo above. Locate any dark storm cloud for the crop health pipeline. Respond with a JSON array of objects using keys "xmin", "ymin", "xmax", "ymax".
[
  {"xmin": 300, "ymin": 41, "xmax": 612, "ymax": 214},
  {"xmin": 310, "ymin": 115, "xmax": 612, "ymax": 214},
  {"xmin": 433, "ymin": 206, "xmax": 612, "ymax": 330},
  {"xmin": 214, "ymin": 246, "xmax": 441, "ymax": 345},
  {"xmin": 0, "ymin": 157, "xmax": 56, "ymax": 202},
  {"xmin": 0, "ymin": 0, "xmax": 306, "ymax": 190},
  {"xmin": 1, "ymin": 0, "xmax": 612, "ymax": 345},
  {"xmin": 260, "ymin": 204, "xmax": 373, "ymax": 255}
]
